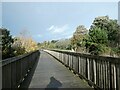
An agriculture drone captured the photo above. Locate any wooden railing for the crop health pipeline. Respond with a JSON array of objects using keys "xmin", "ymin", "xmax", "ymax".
[
  {"xmin": 44, "ymin": 49, "xmax": 120, "ymax": 90},
  {"xmin": 1, "ymin": 50, "xmax": 40, "ymax": 88}
]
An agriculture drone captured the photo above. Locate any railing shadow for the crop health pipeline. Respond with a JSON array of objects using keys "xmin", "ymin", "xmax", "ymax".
[
  {"xmin": 20, "ymin": 53, "xmax": 40, "ymax": 88},
  {"xmin": 45, "ymin": 77, "xmax": 62, "ymax": 90}
]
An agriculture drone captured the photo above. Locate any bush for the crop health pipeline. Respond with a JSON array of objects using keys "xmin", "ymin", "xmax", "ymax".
[
  {"xmin": 112, "ymin": 47, "xmax": 120, "ymax": 56},
  {"xmin": 88, "ymin": 43, "xmax": 109, "ymax": 55}
]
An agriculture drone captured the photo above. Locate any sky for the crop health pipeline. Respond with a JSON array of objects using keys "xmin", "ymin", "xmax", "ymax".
[
  {"xmin": 0, "ymin": 3, "xmax": 2, "ymax": 27},
  {"xmin": 2, "ymin": 2, "xmax": 118, "ymax": 42}
]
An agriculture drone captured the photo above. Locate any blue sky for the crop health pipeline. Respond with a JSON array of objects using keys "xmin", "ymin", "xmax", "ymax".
[
  {"xmin": 2, "ymin": 2, "xmax": 118, "ymax": 42},
  {"xmin": 0, "ymin": 3, "xmax": 2, "ymax": 27}
]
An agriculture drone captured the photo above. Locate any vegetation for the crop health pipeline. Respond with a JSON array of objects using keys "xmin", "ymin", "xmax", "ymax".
[
  {"xmin": 90, "ymin": 16, "xmax": 120, "ymax": 47},
  {"xmin": 71, "ymin": 25, "xmax": 88, "ymax": 52},
  {"xmin": 1, "ymin": 28, "xmax": 14, "ymax": 59},
  {"xmin": 87, "ymin": 16, "xmax": 120, "ymax": 56},
  {"xmin": 1, "ymin": 28, "xmax": 38, "ymax": 59},
  {"xmin": 38, "ymin": 39, "xmax": 71, "ymax": 50},
  {"xmin": 38, "ymin": 16, "xmax": 120, "ymax": 57},
  {"xmin": 72, "ymin": 16, "xmax": 120, "ymax": 56},
  {"xmin": 1, "ymin": 16, "xmax": 120, "ymax": 58},
  {"xmin": 12, "ymin": 36, "xmax": 38, "ymax": 56}
]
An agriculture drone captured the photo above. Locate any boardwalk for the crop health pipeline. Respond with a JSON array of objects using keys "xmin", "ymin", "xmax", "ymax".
[{"xmin": 28, "ymin": 51, "xmax": 91, "ymax": 88}]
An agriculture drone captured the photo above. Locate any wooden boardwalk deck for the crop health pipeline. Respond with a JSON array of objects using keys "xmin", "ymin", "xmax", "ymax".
[{"xmin": 28, "ymin": 51, "xmax": 92, "ymax": 88}]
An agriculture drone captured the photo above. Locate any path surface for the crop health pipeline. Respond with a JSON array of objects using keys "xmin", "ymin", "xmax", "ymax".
[{"xmin": 29, "ymin": 51, "xmax": 92, "ymax": 88}]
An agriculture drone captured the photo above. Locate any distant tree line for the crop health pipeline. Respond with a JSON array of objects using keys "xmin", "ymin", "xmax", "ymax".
[
  {"xmin": 38, "ymin": 39, "xmax": 72, "ymax": 50},
  {"xmin": 1, "ymin": 28, "xmax": 38, "ymax": 60}
]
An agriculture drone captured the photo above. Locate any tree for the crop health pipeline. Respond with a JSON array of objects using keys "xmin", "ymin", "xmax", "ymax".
[
  {"xmin": 55, "ymin": 39, "xmax": 71, "ymax": 50},
  {"xmin": 51, "ymin": 40, "xmax": 58, "ymax": 43},
  {"xmin": 71, "ymin": 25, "xmax": 88, "ymax": 52},
  {"xmin": 12, "ymin": 30, "xmax": 38, "ymax": 55},
  {"xmin": 12, "ymin": 36, "xmax": 38, "ymax": 54},
  {"xmin": 91, "ymin": 16, "xmax": 109, "ymax": 31},
  {"xmin": 88, "ymin": 16, "xmax": 120, "ymax": 56},
  {"xmin": 1, "ymin": 28, "xmax": 14, "ymax": 59},
  {"xmin": 12, "ymin": 37, "xmax": 26, "ymax": 55},
  {"xmin": 107, "ymin": 19, "xmax": 120, "ymax": 47},
  {"xmin": 90, "ymin": 16, "xmax": 120, "ymax": 47},
  {"xmin": 88, "ymin": 27, "xmax": 108, "ymax": 55},
  {"xmin": 89, "ymin": 27, "xmax": 108, "ymax": 45}
]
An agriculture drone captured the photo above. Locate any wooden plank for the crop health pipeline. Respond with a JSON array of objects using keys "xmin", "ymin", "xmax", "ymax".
[
  {"xmin": 116, "ymin": 64, "xmax": 120, "ymax": 90},
  {"xmin": 83, "ymin": 57, "xmax": 86, "ymax": 77},
  {"xmin": 93, "ymin": 60, "xmax": 96, "ymax": 84},
  {"xmin": 78, "ymin": 57, "xmax": 81, "ymax": 74},
  {"xmin": 87, "ymin": 58, "xmax": 90, "ymax": 80},
  {"xmin": 98, "ymin": 60, "xmax": 100, "ymax": 86},
  {"xmin": 11, "ymin": 61, "xmax": 17, "ymax": 88},
  {"xmin": 2, "ymin": 64, "xmax": 11, "ymax": 88},
  {"xmin": 102, "ymin": 61, "xmax": 105, "ymax": 89},
  {"xmin": 96, "ymin": 60, "xmax": 98, "ymax": 86}
]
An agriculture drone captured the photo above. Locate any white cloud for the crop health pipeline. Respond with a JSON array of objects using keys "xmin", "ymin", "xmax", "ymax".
[
  {"xmin": 48, "ymin": 24, "xmax": 69, "ymax": 34},
  {"xmin": 48, "ymin": 25, "xmax": 54, "ymax": 31},
  {"xmin": 33, "ymin": 34, "xmax": 43, "ymax": 38},
  {"xmin": 37, "ymin": 34, "xmax": 42, "ymax": 37}
]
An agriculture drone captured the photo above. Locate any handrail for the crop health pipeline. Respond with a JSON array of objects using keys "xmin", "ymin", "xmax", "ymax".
[
  {"xmin": 50, "ymin": 49, "xmax": 120, "ymax": 63},
  {"xmin": 44, "ymin": 49, "xmax": 120, "ymax": 90},
  {"xmin": 1, "ymin": 50, "xmax": 40, "ymax": 88},
  {"xmin": 1, "ymin": 51, "xmax": 38, "ymax": 67}
]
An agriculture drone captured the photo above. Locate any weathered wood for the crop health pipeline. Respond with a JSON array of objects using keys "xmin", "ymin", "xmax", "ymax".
[
  {"xmin": 44, "ymin": 49, "xmax": 120, "ymax": 90},
  {"xmin": 29, "ymin": 51, "xmax": 92, "ymax": 88},
  {"xmin": 93, "ymin": 60, "xmax": 96, "ymax": 84},
  {"xmin": 116, "ymin": 65, "xmax": 120, "ymax": 90},
  {"xmin": 1, "ymin": 50, "xmax": 40, "ymax": 88},
  {"xmin": 87, "ymin": 58, "xmax": 90, "ymax": 80}
]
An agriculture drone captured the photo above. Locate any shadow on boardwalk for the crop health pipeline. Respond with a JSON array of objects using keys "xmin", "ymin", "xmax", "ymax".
[
  {"xmin": 20, "ymin": 54, "xmax": 40, "ymax": 88},
  {"xmin": 45, "ymin": 76, "xmax": 62, "ymax": 90},
  {"xmin": 21, "ymin": 51, "xmax": 92, "ymax": 89}
]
